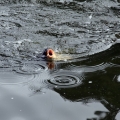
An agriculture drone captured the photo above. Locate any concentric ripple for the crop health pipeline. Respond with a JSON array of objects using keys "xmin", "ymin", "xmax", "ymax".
[
  {"xmin": 15, "ymin": 63, "xmax": 47, "ymax": 74},
  {"xmin": 0, "ymin": 71, "xmax": 35, "ymax": 85},
  {"xmin": 45, "ymin": 72, "xmax": 83, "ymax": 88}
]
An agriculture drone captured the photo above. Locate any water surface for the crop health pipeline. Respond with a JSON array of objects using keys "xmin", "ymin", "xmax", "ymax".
[{"xmin": 0, "ymin": 0, "xmax": 120, "ymax": 120}]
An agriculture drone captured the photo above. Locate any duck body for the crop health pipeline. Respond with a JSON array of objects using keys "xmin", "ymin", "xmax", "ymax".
[{"xmin": 39, "ymin": 48, "xmax": 72, "ymax": 61}]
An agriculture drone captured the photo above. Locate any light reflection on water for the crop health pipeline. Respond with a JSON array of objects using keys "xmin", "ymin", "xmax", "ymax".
[
  {"xmin": 0, "ymin": 0, "xmax": 120, "ymax": 120},
  {"xmin": 0, "ymin": 43, "xmax": 120, "ymax": 119},
  {"xmin": 0, "ymin": 71, "xmax": 35, "ymax": 84},
  {"xmin": 0, "ymin": 84, "xmax": 109, "ymax": 120},
  {"xmin": 0, "ymin": 52, "xmax": 120, "ymax": 119}
]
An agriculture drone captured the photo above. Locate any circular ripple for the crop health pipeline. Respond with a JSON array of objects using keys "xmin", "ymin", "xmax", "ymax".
[
  {"xmin": 45, "ymin": 74, "xmax": 82, "ymax": 88},
  {"xmin": 15, "ymin": 63, "xmax": 47, "ymax": 74},
  {"xmin": 0, "ymin": 71, "xmax": 35, "ymax": 85}
]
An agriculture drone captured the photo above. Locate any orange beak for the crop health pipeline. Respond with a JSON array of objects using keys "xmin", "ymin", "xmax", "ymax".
[{"xmin": 47, "ymin": 49, "xmax": 56, "ymax": 59}]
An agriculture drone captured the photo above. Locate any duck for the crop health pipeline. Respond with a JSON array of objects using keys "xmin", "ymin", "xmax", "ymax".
[
  {"xmin": 40, "ymin": 48, "xmax": 72, "ymax": 62},
  {"xmin": 41, "ymin": 48, "xmax": 56, "ymax": 60}
]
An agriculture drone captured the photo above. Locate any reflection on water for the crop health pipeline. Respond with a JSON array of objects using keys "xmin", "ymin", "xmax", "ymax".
[
  {"xmin": 0, "ymin": 45, "xmax": 120, "ymax": 119},
  {"xmin": 46, "ymin": 61, "xmax": 55, "ymax": 69},
  {"xmin": 0, "ymin": 71, "xmax": 35, "ymax": 84},
  {"xmin": 53, "ymin": 64, "xmax": 120, "ymax": 119},
  {"xmin": 0, "ymin": 0, "xmax": 120, "ymax": 120}
]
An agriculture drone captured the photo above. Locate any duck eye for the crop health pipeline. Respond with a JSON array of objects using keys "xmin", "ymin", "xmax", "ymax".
[{"xmin": 42, "ymin": 49, "xmax": 47, "ymax": 55}]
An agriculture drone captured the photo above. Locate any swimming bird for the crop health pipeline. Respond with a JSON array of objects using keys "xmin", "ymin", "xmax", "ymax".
[
  {"xmin": 41, "ymin": 48, "xmax": 72, "ymax": 62},
  {"xmin": 41, "ymin": 48, "xmax": 56, "ymax": 60}
]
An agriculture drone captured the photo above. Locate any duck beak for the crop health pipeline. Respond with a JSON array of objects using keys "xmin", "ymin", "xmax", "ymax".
[{"xmin": 47, "ymin": 49, "xmax": 56, "ymax": 59}]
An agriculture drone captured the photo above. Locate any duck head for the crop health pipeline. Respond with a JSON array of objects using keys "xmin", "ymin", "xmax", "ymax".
[{"xmin": 41, "ymin": 48, "xmax": 56, "ymax": 60}]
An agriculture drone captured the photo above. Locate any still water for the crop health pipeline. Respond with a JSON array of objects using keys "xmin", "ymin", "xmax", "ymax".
[{"xmin": 0, "ymin": 0, "xmax": 120, "ymax": 120}]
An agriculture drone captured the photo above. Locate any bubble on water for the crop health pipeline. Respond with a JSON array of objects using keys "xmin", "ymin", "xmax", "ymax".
[
  {"xmin": 117, "ymin": 75, "xmax": 120, "ymax": 82},
  {"xmin": 89, "ymin": 14, "xmax": 92, "ymax": 19},
  {"xmin": 89, "ymin": 81, "xmax": 92, "ymax": 83}
]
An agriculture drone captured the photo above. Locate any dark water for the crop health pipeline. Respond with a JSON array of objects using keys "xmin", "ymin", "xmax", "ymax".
[{"xmin": 0, "ymin": 0, "xmax": 120, "ymax": 120}]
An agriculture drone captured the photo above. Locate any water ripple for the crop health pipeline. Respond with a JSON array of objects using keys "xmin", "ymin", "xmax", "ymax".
[
  {"xmin": 44, "ymin": 71, "xmax": 83, "ymax": 88},
  {"xmin": 14, "ymin": 63, "xmax": 48, "ymax": 74},
  {"xmin": 0, "ymin": 71, "xmax": 35, "ymax": 85},
  {"xmin": 69, "ymin": 62, "xmax": 115, "ymax": 73}
]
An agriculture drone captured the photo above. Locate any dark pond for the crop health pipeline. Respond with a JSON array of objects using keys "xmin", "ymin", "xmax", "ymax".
[{"xmin": 0, "ymin": 0, "xmax": 120, "ymax": 120}]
